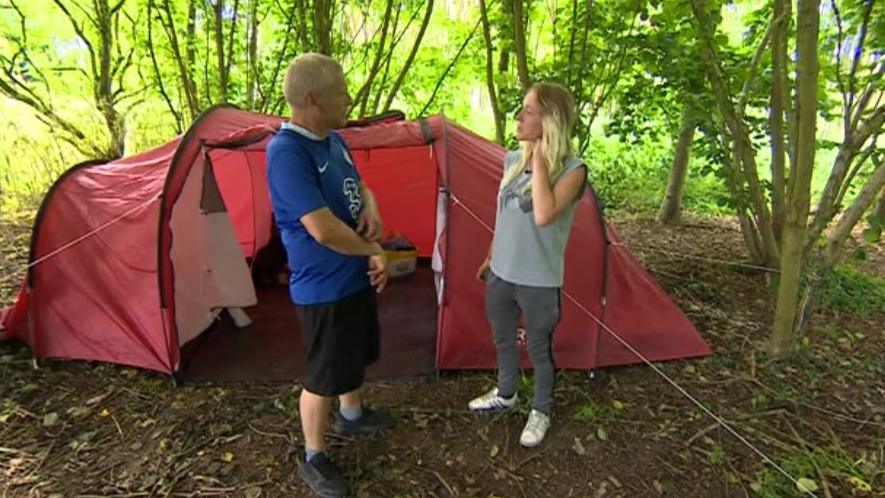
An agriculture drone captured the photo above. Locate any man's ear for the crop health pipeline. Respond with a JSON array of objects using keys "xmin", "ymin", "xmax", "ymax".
[{"xmin": 304, "ymin": 91, "xmax": 319, "ymax": 108}]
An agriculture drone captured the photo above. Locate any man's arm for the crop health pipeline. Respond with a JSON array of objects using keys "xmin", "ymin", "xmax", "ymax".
[
  {"xmin": 356, "ymin": 182, "xmax": 383, "ymax": 241},
  {"xmin": 300, "ymin": 207, "xmax": 383, "ymax": 256}
]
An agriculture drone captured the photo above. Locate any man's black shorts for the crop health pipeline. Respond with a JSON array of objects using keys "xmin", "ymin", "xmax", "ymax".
[{"xmin": 295, "ymin": 286, "xmax": 380, "ymax": 396}]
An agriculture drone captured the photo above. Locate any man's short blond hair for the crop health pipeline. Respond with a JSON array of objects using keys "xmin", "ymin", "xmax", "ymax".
[{"xmin": 283, "ymin": 53, "xmax": 343, "ymax": 109}]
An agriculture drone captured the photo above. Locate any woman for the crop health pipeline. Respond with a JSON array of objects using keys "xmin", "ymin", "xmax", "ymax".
[{"xmin": 469, "ymin": 82, "xmax": 587, "ymax": 448}]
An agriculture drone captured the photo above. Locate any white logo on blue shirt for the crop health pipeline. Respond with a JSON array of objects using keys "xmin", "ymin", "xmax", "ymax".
[
  {"xmin": 318, "ymin": 161, "xmax": 329, "ymax": 173},
  {"xmin": 343, "ymin": 178, "xmax": 362, "ymax": 221}
]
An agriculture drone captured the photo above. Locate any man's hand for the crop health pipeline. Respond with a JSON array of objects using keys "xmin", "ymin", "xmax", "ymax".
[
  {"xmin": 356, "ymin": 207, "xmax": 383, "ymax": 242},
  {"xmin": 368, "ymin": 252, "xmax": 389, "ymax": 293}
]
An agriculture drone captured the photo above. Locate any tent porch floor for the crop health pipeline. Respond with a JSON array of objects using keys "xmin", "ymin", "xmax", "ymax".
[{"xmin": 180, "ymin": 263, "xmax": 439, "ymax": 382}]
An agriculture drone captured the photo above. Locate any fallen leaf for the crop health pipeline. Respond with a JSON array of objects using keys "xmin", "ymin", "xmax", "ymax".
[
  {"xmin": 596, "ymin": 426, "xmax": 608, "ymax": 441},
  {"xmin": 99, "ymin": 409, "xmax": 110, "ymax": 417},
  {"xmin": 572, "ymin": 437, "xmax": 586, "ymax": 455},
  {"xmin": 220, "ymin": 451, "xmax": 234, "ymax": 463},
  {"xmin": 244, "ymin": 487, "xmax": 261, "ymax": 498},
  {"xmin": 43, "ymin": 412, "xmax": 59, "ymax": 427},
  {"xmin": 796, "ymin": 477, "xmax": 818, "ymax": 493},
  {"xmin": 85, "ymin": 394, "xmax": 105, "ymax": 406},
  {"xmin": 653, "ymin": 480, "xmax": 664, "ymax": 494},
  {"xmin": 612, "ymin": 400, "xmax": 624, "ymax": 410},
  {"xmin": 489, "ymin": 445, "xmax": 499, "ymax": 458}
]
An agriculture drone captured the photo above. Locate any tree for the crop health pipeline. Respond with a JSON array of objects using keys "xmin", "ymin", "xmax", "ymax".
[
  {"xmin": 770, "ymin": 0, "xmax": 821, "ymax": 357},
  {"xmin": 0, "ymin": 0, "xmax": 140, "ymax": 158},
  {"xmin": 805, "ymin": 0, "xmax": 884, "ymax": 267},
  {"xmin": 658, "ymin": 101, "xmax": 698, "ymax": 224}
]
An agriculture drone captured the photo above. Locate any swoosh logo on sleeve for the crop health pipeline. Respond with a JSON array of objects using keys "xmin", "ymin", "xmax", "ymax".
[{"xmin": 318, "ymin": 161, "xmax": 329, "ymax": 173}]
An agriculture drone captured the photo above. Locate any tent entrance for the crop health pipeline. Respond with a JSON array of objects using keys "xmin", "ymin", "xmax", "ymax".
[{"xmin": 179, "ymin": 260, "xmax": 439, "ymax": 383}]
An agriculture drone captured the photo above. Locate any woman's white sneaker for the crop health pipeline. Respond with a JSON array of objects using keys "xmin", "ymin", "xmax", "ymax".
[
  {"xmin": 519, "ymin": 409, "xmax": 550, "ymax": 447},
  {"xmin": 468, "ymin": 388, "xmax": 517, "ymax": 411}
]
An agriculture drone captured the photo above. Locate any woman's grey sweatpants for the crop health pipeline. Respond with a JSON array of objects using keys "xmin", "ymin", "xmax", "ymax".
[{"xmin": 485, "ymin": 272, "xmax": 561, "ymax": 414}]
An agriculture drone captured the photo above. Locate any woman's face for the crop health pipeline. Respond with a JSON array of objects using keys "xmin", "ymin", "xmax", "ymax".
[{"xmin": 515, "ymin": 90, "xmax": 543, "ymax": 142}]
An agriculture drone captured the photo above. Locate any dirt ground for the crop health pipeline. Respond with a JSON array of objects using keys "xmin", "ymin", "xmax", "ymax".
[{"xmin": 1, "ymin": 212, "xmax": 882, "ymax": 498}]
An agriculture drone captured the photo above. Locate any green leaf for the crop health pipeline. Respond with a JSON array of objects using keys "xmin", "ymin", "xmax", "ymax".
[
  {"xmin": 596, "ymin": 426, "xmax": 608, "ymax": 441},
  {"xmin": 220, "ymin": 451, "xmax": 234, "ymax": 463},
  {"xmin": 796, "ymin": 477, "xmax": 818, "ymax": 493}
]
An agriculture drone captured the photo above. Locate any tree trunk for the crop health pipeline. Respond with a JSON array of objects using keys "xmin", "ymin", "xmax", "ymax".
[
  {"xmin": 691, "ymin": 0, "xmax": 780, "ymax": 267},
  {"xmin": 314, "ymin": 0, "xmax": 332, "ymax": 55},
  {"xmin": 769, "ymin": 0, "xmax": 790, "ymax": 242},
  {"xmin": 658, "ymin": 102, "xmax": 696, "ymax": 224},
  {"xmin": 246, "ymin": 0, "xmax": 259, "ymax": 109},
  {"xmin": 354, "ymin": 0, "xmax": 394, "ymax": 117},
  {"xmin": 512, "ymin": 0, "xmax": 531, "ymax": 91},
  {"xmin": 721, "ymin": 128, "xmax": 766, "ymax": 264},
  {"xmin": 770, "ymin": 0, "xmax": 820, "ymax": 358},
  {"xmin": 806, "ymin": 107, "xmax": 885, "ymax": 251},
  {"xmin": 875, "ymin": 186, "xmax": 885, "ymax": 230},
  {"xmin": 479, "ymin": 0, "xmax": 505, "ymax": 144},
  {"xmin": 383, "ymin": 0, "xmax": 433, "ymax": 112},
  {"xmin": 823, "ymin": 161, "xmax": 885, "ymax": 267}
]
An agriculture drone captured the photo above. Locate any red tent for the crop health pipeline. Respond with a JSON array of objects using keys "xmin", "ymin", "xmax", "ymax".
[{"xmin": 0, "ymin": 106, "xmax": 710, "ymax": 376}]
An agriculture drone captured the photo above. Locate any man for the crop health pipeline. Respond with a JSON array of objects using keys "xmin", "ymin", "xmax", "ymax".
[{"xmin": 266, "ymin": 53, "xmax": 395, "ymax": 498}]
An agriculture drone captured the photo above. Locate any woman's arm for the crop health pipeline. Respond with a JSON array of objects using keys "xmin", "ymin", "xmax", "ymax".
[{"xmin": 531, "ymin": 144, "xmax": 586, "ymax": 226}]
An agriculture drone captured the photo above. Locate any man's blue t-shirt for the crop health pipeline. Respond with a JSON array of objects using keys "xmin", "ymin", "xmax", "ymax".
[{"xmin": 266, "ymin": 122, "xmax": 369, "ymax": 305}]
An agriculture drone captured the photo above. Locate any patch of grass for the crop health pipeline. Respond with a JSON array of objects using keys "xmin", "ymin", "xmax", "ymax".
[
  {"xmin": 751, "ymin": 446, "xmax": 877, "ymax": 497},
  {"xmin": 815, "ymin": 266, "xmax": 885, "ymax": 316}
]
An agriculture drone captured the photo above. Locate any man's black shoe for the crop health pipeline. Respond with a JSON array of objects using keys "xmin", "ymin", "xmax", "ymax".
[
  {"xmin": 297, "ymin": 453, "xmax": 348, "ymax": 497},
  {"xmin": 332, "ymin": 406, "xmax": 395, "ymax": 435}
]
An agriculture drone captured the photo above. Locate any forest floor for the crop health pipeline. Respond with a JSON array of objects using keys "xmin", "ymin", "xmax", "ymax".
[{"xmin": 1, "ymin": 210, "xmax": 883, "ymax": 498}]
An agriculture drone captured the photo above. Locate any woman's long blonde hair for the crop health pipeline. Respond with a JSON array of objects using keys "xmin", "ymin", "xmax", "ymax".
[{"xmin": 502, "ymin": 82, "xmax": 577, "ymax": 196}]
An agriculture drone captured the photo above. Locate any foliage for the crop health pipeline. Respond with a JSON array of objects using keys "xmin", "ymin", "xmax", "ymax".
[{"xmin": 815, "ymin": 265, "xmax": 885, "ymax": 316}]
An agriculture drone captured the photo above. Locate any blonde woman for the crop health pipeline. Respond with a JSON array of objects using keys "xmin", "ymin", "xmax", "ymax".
[{"xmin": 469, "ymin": 82, "xmax": 587, "ymax": 447}]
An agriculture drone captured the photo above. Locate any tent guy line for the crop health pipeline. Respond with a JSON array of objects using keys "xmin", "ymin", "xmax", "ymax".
[
  {"xmin": 2, "ymin": 169, "xmax": 811, "ymax": 496},
  {"xmin": 451, "ymin": 191, "xmax": 817, "ymax": 498},
  {"xmin": 0, "ymin": 194, "xmax": 162, "ymax": 284}
]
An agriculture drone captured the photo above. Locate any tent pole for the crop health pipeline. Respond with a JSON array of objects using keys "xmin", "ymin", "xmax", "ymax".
[{"xmin": 26, "ymin": 285, "xmax": 39, "ymax": 370}]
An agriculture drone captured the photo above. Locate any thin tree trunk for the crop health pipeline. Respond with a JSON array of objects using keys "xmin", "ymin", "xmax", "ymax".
[
  {"xmin": 370, "ymin": 4, "xmax": 402, "ymax": 116},
  {"xmin": 658, "ymin": 102, "xmax": 696, "ymax": 224},
  {"xmin": 770, "ymin": 0, "xmax": 820, "ymax": 358},
  {"xmin": 722, "ymin": 128, "xmax": 766, "ymax": 264},
  {"xmin": 383, "ymin": 0, "xmax": 433, "ymax": 113},
  {"xmin": 246, "ymin": 0, "xmax": 259, "ymax": 109},
  {"xmin": 806, "ymin": 107, "xmax": 885, "ymax": 251},
  {"xmin": 213, "ymin": 0, "xmax": 228, "ymax": 102},
  {"xmin": 314, "ymin": 0, "xmax": 332, "ymax": 55},
  {"xmin": 769, "ymin": 0, "xmax": 790, "ymax": 241},
  {"xmin": 354, "ymin": 0, "xmax": 394, "ymax": 117},
  {"xmin": 512, "ymin": 0, "xmax": 531, "ymax": 91},
  {"xmin": 479, "ymin": 0, "xmax": 505, "ymax": 144},
  {"xmin": 691, "ymin": 0, "xmax": 779, "ymax": 267},
  {"xmin": 823, "ymin": 160, "xmax": 885, "ymax": 266}
]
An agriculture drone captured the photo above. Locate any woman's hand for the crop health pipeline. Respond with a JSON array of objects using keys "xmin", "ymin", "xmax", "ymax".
[
  {"xmin": 476, "ymin": 257, "xmax": 491, "ymax": 282},
  {"xmin": 531, "ymin": 137, "xmax": 549, "ymax": 171}
]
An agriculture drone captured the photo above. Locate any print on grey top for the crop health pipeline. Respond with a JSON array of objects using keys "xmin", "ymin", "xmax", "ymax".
[{"xmin": 490, "ymin": 150, "xmax": 586, "ymax": 288}]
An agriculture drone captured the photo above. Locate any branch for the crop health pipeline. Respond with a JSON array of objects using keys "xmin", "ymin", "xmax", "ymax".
[
  {"xmin": 845, "ymin": 0, "xmax": 873, "ymax": 126},
  {"xmin": 824, "ymin": 158, "xmax": 885, "ymax": 267},
  {"xmin": 833, "ymin": 133, "xmax": 879, "ymax": 211},
  {"xmin": 383, "ymin": 0, "xmax": 434, "ymax": 113},
  {"xmin": 738, "ymin": 10, "xmax": 788, "ymax": 118},
  {"xmin": 419, "ymin": 16, "xmax": 482, "ymax": 117},
  {"xmin": 52, "ymin": 0, "xmax": 98, "ymax": 82},
  {"xmin": 830, "ymin": 0, "xmax": 847, "ymax": 133},
  {"xmin": 354, "ymin": 0, "xmax": 394, "ymax": 117},
  {"xmin": 145, "ymin": 0, "xmax": 181, "ymax": 130}
]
